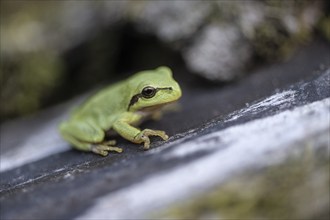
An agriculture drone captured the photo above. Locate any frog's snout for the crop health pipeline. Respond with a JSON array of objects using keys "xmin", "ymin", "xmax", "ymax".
[{"xmin": 173, "ymin": 83, "xmax": 182, "ymax": 99}]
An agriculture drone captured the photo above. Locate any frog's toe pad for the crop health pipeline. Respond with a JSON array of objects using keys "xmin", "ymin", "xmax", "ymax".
[
  {"xmin": 162, "ymin": 134, "xmax": 169, "ymax": 141},
  {"xmin": 91, "ymin": 144, "xmax": 123, "ymax": 156}
]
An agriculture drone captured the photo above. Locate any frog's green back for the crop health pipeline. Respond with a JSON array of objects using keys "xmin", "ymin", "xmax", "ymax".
[
  {"xmin": 71, "ymin": 81, "xmax": 129, "ymax": 124},
  {"xmin": 67, "ymin": 66, "xmax": 180, "ymax": 130}
]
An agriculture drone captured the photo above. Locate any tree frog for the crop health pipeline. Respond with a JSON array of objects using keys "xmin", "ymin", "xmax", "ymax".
[{"xmin": 59, "ymin": 66, "xmax": 182, "ymax": 156}]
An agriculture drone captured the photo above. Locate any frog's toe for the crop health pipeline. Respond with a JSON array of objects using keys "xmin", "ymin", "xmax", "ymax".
[
  {"xmin": 158, "ymin": 132, "xmax": 169, "ymax": 141},
  {"xmin": 102, "ymin": 140, "xmax": 117, "ymax": 146},
  {"xmin": 147, "ymin": 130, "xmax": 169, "ymax": 141},
  {"xmin": 91, "ymin": 144, "xmax": 123, "ymax": 156},
  {"xmin": 92, "ymin": 147, "xmax": 109, "ymax": 156},
  {"xmin": 141, "ymin": 136, "xmax": 151, "ymax": 150}
]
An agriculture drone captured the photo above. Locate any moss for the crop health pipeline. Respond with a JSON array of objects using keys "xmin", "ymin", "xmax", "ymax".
[
  {"xmin": 252, "ymin": 16, "xmax": 312, "ymax": 62},
  {"xmin": 250, "ymin": 0, "xmax": 322, "ymax": 61},
  {"xmin": 158, "ymin": 142, "xmax": 329, "ymax": 219},
  {"xmin": 0, "ymin": 51, "xmax": 64, "ymax": 121},
  {"xmin": 318, "ymin": 15, "xmax": 330, "ymax": 41}
]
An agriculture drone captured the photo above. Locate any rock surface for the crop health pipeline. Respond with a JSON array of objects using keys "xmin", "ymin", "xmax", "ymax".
[{"xmin": 0, "ymin": 40, "xmax": 329, "ymax": 219}]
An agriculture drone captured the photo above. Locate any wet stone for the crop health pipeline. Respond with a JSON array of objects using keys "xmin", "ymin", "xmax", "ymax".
[{"xmin": 0, "ymin": 40, "xmax": 329, "ymax": 219}]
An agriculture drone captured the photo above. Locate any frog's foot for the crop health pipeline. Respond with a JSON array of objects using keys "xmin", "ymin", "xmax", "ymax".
[
  {"xmin": 91, "ymin": 140, "xmax": 122, "ymax": 156},
  {"xmin": 134, "ymin": 129, "xmax": 169, "ymax": 150}
]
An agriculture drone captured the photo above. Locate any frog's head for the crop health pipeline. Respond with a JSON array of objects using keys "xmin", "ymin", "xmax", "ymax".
[{"xmin": 127, "ymin": 66, "xmax": 182, "ymax": 112}]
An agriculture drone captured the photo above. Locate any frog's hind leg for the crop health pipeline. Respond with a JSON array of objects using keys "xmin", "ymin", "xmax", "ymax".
[{"xmin": 60, "ymin": 121, "xmax": 122, "ymax": 156}]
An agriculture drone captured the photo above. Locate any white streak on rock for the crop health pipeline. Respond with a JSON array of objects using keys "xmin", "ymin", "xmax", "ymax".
[
  {"xmin": 226, "ymin": 89, "xmax": 296, "ymax": 122},
  {"xmin": 0, "ymin": 118, "xmax": 69, "ymax": 172}
]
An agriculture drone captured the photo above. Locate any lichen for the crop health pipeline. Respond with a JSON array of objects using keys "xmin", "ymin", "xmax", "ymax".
[{"xmin": 158, "ymin": 141, "xmax": 330, "ymax": 219}]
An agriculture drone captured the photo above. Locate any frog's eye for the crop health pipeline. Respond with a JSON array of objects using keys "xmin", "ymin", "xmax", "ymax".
[{"xmin": 141, "ymin": 86, "xmax": 156, "ymax": 98}]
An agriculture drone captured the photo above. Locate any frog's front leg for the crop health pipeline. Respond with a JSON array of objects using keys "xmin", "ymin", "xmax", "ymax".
[
  {"xmin": 59, "ymin": 121, "xmax": 122, "ymax": 156},
  {"xmin": 112, "ymin": 113, "xmax": 169, "ymax": 150}
]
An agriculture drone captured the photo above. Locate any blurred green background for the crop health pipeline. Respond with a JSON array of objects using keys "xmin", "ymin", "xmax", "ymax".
[{"xmin": 1, "ymin": 0, "xmax": 329, "ymax": 122}]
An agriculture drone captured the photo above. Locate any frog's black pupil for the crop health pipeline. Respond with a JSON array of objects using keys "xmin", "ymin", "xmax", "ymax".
[
  {"xmin": 145, "ymin": 88, "xmax": 152, "ymax": 94},
  {"xmin": 142, "ymin": 87, "xmax": 156, "ymax": 98}
]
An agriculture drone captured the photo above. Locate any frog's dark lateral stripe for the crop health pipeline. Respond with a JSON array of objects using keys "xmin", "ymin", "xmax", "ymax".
[
  {"xmin": 128, "ymin": 93, "xmax": 143, "ymax": 110},
  {"xmin": 127, "ymin": 87, "xmax": 172, "ymax": 111}
]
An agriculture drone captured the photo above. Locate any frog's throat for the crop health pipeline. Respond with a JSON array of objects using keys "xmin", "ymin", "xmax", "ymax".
[{"xmin": 138, "ymin": 101, "xmax": 176, "ymax": 112}]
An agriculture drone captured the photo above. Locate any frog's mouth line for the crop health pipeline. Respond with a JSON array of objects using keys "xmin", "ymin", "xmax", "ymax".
[{"xmin": 127, "ymin": 87, "xmax": 173, "ymax": 111}]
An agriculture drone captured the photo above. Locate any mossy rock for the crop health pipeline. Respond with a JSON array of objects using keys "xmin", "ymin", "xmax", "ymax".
[
  {"xmin": 0, "ymin": 51, "xmax": 63, "ymax": 121},
  {"xmin": 158, "ymin": 139, "xmax": 329, "ymax": 219}
]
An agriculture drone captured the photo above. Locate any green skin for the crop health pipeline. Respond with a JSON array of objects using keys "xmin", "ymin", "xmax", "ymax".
[{"xmin": 59, "ymin": 66, "xmax": 182, "ymax": 156}]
